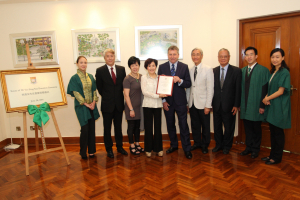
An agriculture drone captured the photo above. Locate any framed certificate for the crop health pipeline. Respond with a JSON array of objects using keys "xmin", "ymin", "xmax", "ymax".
[
  {"xmin": 156, "ymin": 75, "xmax": 173, "ymax": 96},
  {"xmin": 0, "ymin": 67, "xmax": 67, "ymax": 112}
]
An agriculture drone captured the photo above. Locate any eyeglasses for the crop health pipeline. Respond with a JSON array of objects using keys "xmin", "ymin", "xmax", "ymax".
[{"xmin": 218, "ymin": 56, "xmax": 228, "ymax": 59}]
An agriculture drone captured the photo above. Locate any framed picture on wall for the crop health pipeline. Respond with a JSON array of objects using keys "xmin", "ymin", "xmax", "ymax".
[
  {"xmin": 135, "ymin": 25, "xmax": 183, "ymax": 60},
  {"xmin": 0, "ymin": 67, "xmax": 67, "ymax": 113},
  {"xmin": 71, "ymin": 28, "xmax": 120, "ymax": 63},
  {"xmin": 9, "ymin": 31, "xmax": 59, "ymax": 68}
]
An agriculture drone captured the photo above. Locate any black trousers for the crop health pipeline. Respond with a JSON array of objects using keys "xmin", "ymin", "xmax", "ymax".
[
  {"xmin": 80, "ymin": 109, "xmax": 96, "ymax": 156},
  {"xmin": 102, "ymin": 106, "xmax": 123, "ymax": 152},
  {"xmin": 190, "ymin": 104, "xmax": 210, "ymax": 148},
  {"xmin": 127, "ymin": 120, "xmax": 140, "ymax": 144},
  {"xmin": 213, "ymin": 105, "xmax": 236, "ymax": 150},
  {"xmin": 144, "ymin": 107, "xmax": 163, "ymax": 153},
  {"xmin": 269, "ymin": 123, "xmax": 285, "ymax": 162},
  {"xmin": 243, "ymin": 119, "xmax": 262, "ymax": 153},
  {"xmin": 164, "ymin": 103, "xmax": 191, "ymax": 152}
]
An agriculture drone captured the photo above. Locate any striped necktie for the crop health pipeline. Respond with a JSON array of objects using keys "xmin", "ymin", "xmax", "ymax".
[{"xmin": 171, "ymin": 64, "xmax": 175, "ymax": 76}]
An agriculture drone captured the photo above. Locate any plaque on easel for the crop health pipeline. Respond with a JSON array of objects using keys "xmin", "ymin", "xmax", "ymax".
[{"xmin": 0, "ymin": 43, "xmax": 70, "ymax": 175}]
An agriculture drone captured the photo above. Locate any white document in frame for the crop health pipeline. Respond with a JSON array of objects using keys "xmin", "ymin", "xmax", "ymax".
[{"xmin": 156, "ymin": 75, "xmax": 173, "ymax": 96}]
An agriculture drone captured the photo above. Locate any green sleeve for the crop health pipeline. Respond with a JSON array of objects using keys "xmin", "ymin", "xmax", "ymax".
[
  {"xmin": 67, "ymin": 75, "xmax": 82, "ymax": 97},
  {"xmin": 278, "ymin": 70, "xmax": 291, "ymax": 92}
]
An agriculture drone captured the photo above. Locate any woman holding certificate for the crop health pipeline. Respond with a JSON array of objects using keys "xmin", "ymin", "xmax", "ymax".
[
  {"xmin": 141, "ymin": 58, "xmax": 167, "ymax": 157},
  {"xmin": 262, "ymin": 48, "xmax": 291, "ymax": 165},
  {"xmin": 123, "ymin": 56, "xmax": 144, "ymax": 155},
  {"xmin": 67, "ymin": 56, "xmax": 100, "ymax": 160}
]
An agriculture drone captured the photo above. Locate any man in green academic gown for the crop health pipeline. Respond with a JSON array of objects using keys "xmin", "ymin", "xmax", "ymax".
[{"xmin": 240, "ymin": 46, "xmax": 270, "ymax": 159}]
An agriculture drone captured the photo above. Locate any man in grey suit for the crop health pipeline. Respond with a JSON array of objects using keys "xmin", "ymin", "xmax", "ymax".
[{"xmin": 186, "ymin": 48, "xmax": 214, "ymax": 154}]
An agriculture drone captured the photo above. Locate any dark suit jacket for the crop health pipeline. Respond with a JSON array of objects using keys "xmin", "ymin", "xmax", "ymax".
[
  {"xmin": 158, "ymin": 61, "xmax": 191, "ymax": 106},
  {"xmin": 212, "ymin": 64, "xmax": 242, "ymax": 113},
  {"xmin": 95, "ymin": 64, "xmax": 126, "ymax": 113}
]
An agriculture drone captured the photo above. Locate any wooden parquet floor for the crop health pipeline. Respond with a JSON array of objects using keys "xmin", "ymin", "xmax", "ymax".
[{"xmin": 1, "ymin": 141, "xmax": 300, "ymax": 200}]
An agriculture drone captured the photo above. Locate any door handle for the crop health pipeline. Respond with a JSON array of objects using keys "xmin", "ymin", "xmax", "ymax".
[{"xmin": 290, "ymin": 85, "xmax": 297, "ymax": 96}]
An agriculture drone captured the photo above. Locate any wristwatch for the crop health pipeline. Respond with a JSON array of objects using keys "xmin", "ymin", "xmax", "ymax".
[{"xmin": 130, "ymin": 109, "xmax": 134, "ymax": 111}]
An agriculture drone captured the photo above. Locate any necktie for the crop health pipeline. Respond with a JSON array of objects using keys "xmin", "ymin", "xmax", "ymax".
[
  {"xmin": 111, "ymin": 67, "xmax": 116, "ymax": 84},
  {"xmin": 248, "ymin": 67, "xmax": 251, "ymax": 75},
  {"xmin": 220, "ymin": 68, "xmax": 224, "ymax": 89},
  {"xmin": 171, "ymin": 64, "xmax": 175, "ymax": 76},
  {"xmin": 194, "ymin": 66, "xmax": 197, "ymax": 81}
]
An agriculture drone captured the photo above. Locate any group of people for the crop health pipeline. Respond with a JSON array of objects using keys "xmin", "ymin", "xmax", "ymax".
[{"xmin": 67, "ymin": 45, "xmax": 291, "ymax": 165}]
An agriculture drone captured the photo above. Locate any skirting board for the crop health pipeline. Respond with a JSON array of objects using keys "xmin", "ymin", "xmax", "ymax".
[{"xmin": 0, "ymin": 133, "xmax": 241, "ymax": 147}]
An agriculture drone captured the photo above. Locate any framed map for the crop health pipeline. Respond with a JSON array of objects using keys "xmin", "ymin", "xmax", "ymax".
[
  {"xmin": 10, "ymin": 31, "xmax": 59, "ymax": 68},
  {"xmin": 135, "ymin": 25, "xmax": 183, "ymax": 60},
  {"xmin": 71, "ymin": 28, "xmax": 120, "ymax": 63}
]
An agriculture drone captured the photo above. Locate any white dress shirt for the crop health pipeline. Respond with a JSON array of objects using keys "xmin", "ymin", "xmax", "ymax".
[
  {"xmin": 106, "ymin": 64, "xmax": 116, "ymax": 77},
  {"xmin": 247, "ymin": 62, "xmax": 257, "ymax": 73},
  {"xmin": 141, "ymin": 73, "xmax": 163, "ymax": 108}
]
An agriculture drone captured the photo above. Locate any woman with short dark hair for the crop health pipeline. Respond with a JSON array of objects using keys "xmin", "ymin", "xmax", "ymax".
[
  {"xmin": 141, "ymin": 58, "xmax": 167, "ymax": 157},
  {"xmin": 262, "ymin": 48, "xmax": 291, "ymax": 165},
  {"xmin": 123, "ymin": 56, "xmax": 144, "ymax": 155}
]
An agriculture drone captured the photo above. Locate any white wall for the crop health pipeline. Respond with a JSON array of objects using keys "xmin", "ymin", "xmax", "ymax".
[{"xmin": 0, "ymin": 0, "xmax": 299, "ymax": 139}]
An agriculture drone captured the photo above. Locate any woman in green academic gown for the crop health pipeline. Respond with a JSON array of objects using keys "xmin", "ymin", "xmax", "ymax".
[
  {"xmin": 262, "ymin": 48, "xmax": 291, "ymax": 165},
  {"xmin": 67, "ymin": 56, "xmax": 100, "ymax": 160}
]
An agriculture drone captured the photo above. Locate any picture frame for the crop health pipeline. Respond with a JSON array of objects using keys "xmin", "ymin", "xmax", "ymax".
[
  {"xmin": 9, "ymin": 31, "xmax": 59, "ymax": 68},
  {"xmin": 135, "ymin": 25, "xmax": 183, "ymax": 60},
  {"xmin": 0, "ymin": 67, "xmax": 67, "ymax": 113},
  {"xmin": 71, "ymin": 28, "xmax": 121, "ymax": 63}
]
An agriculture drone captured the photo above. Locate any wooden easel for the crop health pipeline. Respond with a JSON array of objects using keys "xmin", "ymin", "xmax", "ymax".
[{"xmin": 22, "ymin": 43, "xmax": 70, "ymax": 176}]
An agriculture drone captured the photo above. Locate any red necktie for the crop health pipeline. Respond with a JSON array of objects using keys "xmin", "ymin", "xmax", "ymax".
[{"xmin": 111, "ymin": 67, "xmax": 116, "ymax": 84}]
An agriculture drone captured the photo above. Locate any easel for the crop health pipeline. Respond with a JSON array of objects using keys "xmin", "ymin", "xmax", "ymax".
[{"xmin": 22, "ymin": 43, "xmax": 70, "ymax": 176}]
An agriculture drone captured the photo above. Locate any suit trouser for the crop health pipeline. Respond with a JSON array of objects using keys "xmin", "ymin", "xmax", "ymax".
[
  {"xmin": 243, "ymin": 119, "xmax": 262, "ymax": 153},
  {"xmin": 164, "ymin": 103, "xmax": 191, "ymax": 152},
  {"xmin": 102, "ymin": 106, "xmax": 123, "ymax": 152},
  {"xmin": 80, "ymin": 109, "xmax": 96, "ymax": 156},
  {"xmin": 190, "ymin": 104, "xmax": 211, "ymax": 148},
  {"xmin": 127, "ymin": 120, "xmax": 140, "ymax": 144},
  {"xmin": 144, "ymin": 107, "xmax": 163, "ymax": 153},
  {"xmin": 213, "ymin": 105, "xmax": 236, "ymax": 150},
  {"xmin": 269, "ymin": 123, "xmax": 285, "ymax": 162}
]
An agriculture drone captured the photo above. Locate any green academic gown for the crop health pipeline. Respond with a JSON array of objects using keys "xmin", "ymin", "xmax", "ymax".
[
  {"xmin": 240, "ymin": 64, "xmax": 270, "ymax": 121},
  {"xmin": 265, "ymin": 68, "xmax": 291, "ymax": 129},
  {"xmin": 67, "ymin": 73, "xmax": 100, "ymax": 127}
]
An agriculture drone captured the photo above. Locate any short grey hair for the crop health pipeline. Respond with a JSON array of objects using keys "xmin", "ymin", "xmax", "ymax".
[
  {"xmin": 191, "ymin": 48, "xmax": 203, "ymax": 55},
  {"xmin": 218, "ymin": 48, "xmax": 230, "ymax": 56},
  {"xmin": 104, "ymin": 48, "xmax": 115, "ymax": 56}
]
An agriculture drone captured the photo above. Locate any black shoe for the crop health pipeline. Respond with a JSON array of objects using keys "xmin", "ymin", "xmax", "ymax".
[
  {"xmin": 265, "ymin": 160, "xmax": 280, "ymax": 165},
  {"xmin": 212, "ymin": 146, "xmax": 222, "ymax": 152},
  {"xmin": 166, "ymin": 147, "xmax": 178, "ymax": 154},
  {"xmin": 135, "ymin": 144, "xmax": 145, "ymax": 153},
  {"xmin": 240, "ymin": 150, "xmax": 252, "ymax": 156},
  {"xmin": 107, "ymin": 151, "xmax": 114, "ymax": 158},
  {"xmin": 251, "ymin": 152, "xmax": 259, "ymax": 159},
  {"xmin": 129, "ymin": 146, "xmax": 140, "ymax": 155},
  {"xmin": 89, "ymin": 154, "xmax": 95, "ymax": 158},
  {"xmin": 202, "ymin": 147, "xmax": 208, "ymax": 154},
  {"xmin": 191, "ymin": 145, "xmax": 200, "ymax": 151},
  {"xmin": 81, "ymin": 155, "xmax": 88, "ymax": 160},
  {"xmin": 223, "ymin": 149, "xmax": 229, "ymax": 155},
  {"xmin": 261, "ymin": 157, "xmax": 270, "ymax": 161},
  {"xmin": 185, "ymin": 151, "xmax": 192, "ymax": 159},
  {"xmin": 117, "ymin": 147, "xmax": 128, "ymax": 155}
]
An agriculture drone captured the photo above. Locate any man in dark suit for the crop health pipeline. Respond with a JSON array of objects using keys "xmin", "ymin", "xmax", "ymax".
[
  {"xmin": 158, "ymin": 46, "xmax": 192, "ymax": 159},
  {"xmin": 212, "ymin": 48, "xmax": 241, "ymax": 154},
  {"xmin": 95, "ymin": 49, "xmax": 128, "ymax": 158}
]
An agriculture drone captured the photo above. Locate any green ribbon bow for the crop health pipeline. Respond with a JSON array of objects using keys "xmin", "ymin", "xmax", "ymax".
[{"xmin": 27, "ymin": 102, "xmax": 51, "ymax": 127}]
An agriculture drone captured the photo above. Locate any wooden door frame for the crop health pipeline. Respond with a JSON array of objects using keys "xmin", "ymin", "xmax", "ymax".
[{"xmin": 236, "ymin": 11, "xmax": 300, "ymax": 143}]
